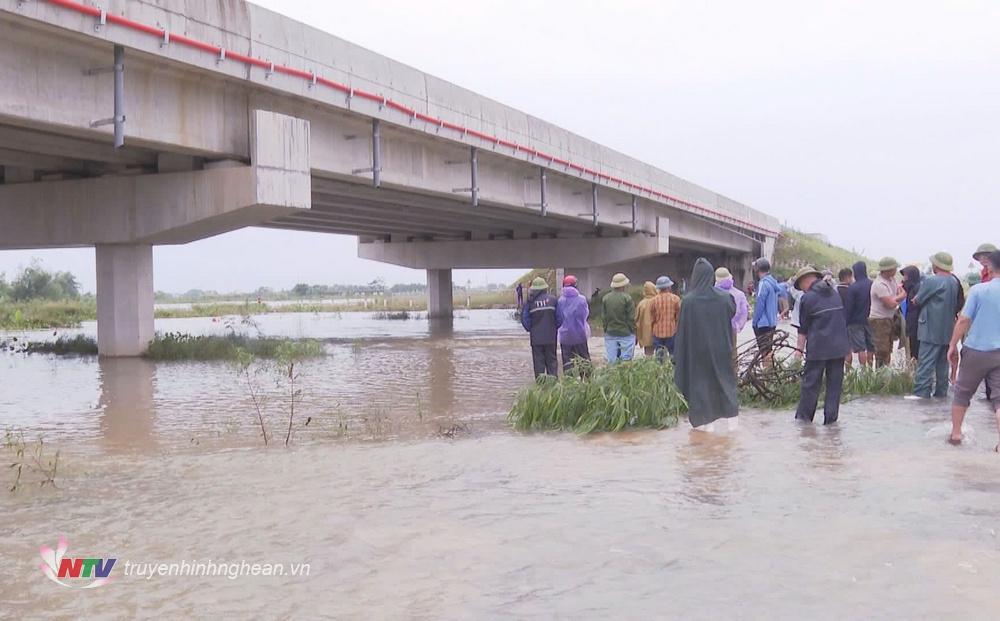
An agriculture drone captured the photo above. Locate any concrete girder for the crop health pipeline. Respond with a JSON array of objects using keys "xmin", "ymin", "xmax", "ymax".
[
  {"xmin": 307, "ymin": 199, "xmax": 515, "ymax": 237},
  {"xmin": 310, "ymin": 178, "xmax": 596, "ymax": 235},
  {"xmin": 260, "ymin": 221, "xmax": 466, "ymax": 241},
  {"xmin": 358, "ymin": 217, "xmax": 669, "ymax": 269},
  {"xmin": 277, "ymin": 211, "xmax": 472, "ymax": 239},
  {"xmin": 0, "ymin": 123, "xmax": 158, "ymax": 168}
]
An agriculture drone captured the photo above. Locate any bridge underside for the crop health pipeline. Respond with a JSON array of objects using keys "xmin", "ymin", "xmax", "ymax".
[{"xmin": 0, "ymin": 110, "xmax": 769, "ymax": 357}]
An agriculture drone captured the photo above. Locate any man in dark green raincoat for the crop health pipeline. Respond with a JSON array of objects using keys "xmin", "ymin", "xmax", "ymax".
[{"xmin": 674, "ymin": 258, "xmax": 740, "ymax": 429}]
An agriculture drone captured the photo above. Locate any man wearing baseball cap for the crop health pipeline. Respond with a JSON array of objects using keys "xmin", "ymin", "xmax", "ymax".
[{"xmin": 556, "ymin": 274, "xmax": 591, "ymax": 373}]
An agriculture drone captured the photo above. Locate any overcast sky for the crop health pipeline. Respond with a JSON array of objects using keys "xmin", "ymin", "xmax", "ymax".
[{"xmin": 2, "ymin": 0, "xmax": 998, "ymax": 293}]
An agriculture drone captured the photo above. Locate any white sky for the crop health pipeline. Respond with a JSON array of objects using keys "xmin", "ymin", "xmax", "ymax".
[{"xmin": 2, "ymin": 0, "xmax": 998, "ymax": 292}]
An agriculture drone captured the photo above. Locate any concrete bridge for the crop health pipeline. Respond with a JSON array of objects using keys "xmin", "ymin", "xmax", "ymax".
[{"xmin": 0, "ymin": 0, "xmax": 779, "ymax": 355}]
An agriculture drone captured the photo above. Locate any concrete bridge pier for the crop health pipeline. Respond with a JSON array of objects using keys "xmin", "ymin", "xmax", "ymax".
[
  {"xmin": 0, "ymin": 110, "xmax": 312, "ymax": 356},
  {"xmin": 95, "ymin": 244, "xmax": 155, "ymax": 357},
  {"xmin": 427, "ymin": 269, "xmax": 454, "ymax": 319}
]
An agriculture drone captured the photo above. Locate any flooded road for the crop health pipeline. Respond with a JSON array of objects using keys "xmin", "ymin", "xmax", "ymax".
[{"xmin": 2, "ymin": 310, "xmax": 1000, "ymax": 619}]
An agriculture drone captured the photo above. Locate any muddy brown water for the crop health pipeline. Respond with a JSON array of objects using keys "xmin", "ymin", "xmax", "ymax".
[{"xmin": 2, "ymin": 309, "xmax": 1000, "ymax": 619}]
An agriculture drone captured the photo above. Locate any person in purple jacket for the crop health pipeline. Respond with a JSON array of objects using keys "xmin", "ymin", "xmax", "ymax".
[
  {"xmin": 556, "ymin": 275, "xmax": 591, "ymax": 373},
  {"xmin": 714, "ymin": 267, "xmax": 749, "ymax": 343}
]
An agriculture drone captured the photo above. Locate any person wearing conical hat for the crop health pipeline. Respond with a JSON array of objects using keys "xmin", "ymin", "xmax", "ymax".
[
  {"xmin": 905, "ymin": 253, "xmax": 959, "ymax": 400},
  {"xmin": 520, "ymin": 277, "xmax": 560, "ymax": 378},
  {"xmin": 602, "ymin": 273, "xmax": 636, "ymax": 364}
]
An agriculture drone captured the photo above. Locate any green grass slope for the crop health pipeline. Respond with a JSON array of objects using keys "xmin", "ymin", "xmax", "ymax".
[{"xmin": 772, "ymin": 228, "xmax": 872, "ymax": 281}]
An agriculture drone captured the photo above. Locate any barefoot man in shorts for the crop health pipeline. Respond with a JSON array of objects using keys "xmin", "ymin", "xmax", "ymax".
[{"xmin": 948, "ymin": 250, "xmax": 1000, "ymax": 448}]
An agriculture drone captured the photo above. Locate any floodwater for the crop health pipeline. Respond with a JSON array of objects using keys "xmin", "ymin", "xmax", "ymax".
[{"xmin": 2, "ymin": 310, "xmax": 1000, "ymax": 619}]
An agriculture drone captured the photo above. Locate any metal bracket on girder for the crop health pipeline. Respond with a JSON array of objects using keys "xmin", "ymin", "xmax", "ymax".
[
  {"xmin": 617, "ymin": 195, "xmax": 638, "ymax": 232},
  {"xmin": 524, "ymin": 166, "xmax": 548, "ymax": 216},
  {"xmin": 449, "ymin": 146, "xmax": 479, "ymax": 206},
  {"xmin": 84, "ymin": 45, "xmax": 125, "ymax": 149},
  {"xmin": 577, "ymin": 183, "xmax": 599, "ymax": 226},
  {"xmin": 94, "ymin": 6, "xmax": 106, "ymax": 32},
  {"xmin": 351, "ymin": 119, "xmax": 382, "ymax": 188}
]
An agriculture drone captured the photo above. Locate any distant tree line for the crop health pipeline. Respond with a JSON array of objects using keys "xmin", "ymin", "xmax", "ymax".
[{"xmin": 0, "ymin": 263, "xmax": 81, "ymax": 302}]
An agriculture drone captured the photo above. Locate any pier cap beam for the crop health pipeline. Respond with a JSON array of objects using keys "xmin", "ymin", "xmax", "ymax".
[{"xmin": 359, "ymin": 218, "xmax": 669, "ymax": 269}]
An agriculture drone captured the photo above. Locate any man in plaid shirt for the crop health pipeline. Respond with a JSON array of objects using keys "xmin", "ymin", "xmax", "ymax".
[{"xmin": 649, "ymin": 275, "xmax": 681, "ymax": 361}]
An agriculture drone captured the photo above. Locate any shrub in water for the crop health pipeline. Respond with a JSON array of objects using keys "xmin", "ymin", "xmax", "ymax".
[
  {"xmin": 508, "ymin": 358, "xmax": 687, "ymax": 433},
  {"xmin": 145, "ymin": 333, "xmax": 324, "ymax": 361}
]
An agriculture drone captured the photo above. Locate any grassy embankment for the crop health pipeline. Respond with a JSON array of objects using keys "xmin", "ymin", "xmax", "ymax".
[
  {"xmin": 0, "ymin": 290, "xmax": 516, "ymax": 330},
  {"xmin": 772, "ymin": 228, "xmax": 873, "ymax": 281},
  {"xmin": 11, "ymin": 333, "xmax": 324, "ymax": 361},
  {"xmin": 509, "ymin": 359, "xmax": 913, "ymax": 434}
]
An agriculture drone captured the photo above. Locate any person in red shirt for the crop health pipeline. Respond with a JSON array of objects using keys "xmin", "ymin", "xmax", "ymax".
[{"xmin": 975, "ymin": 243, "xmax": 997, "ymax": 284}]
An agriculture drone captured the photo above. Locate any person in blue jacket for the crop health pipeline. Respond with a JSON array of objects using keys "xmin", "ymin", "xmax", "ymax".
[
  {"xmin": 843, "ymin": 261, "xmax": 874, "ymax": 368},
  {"xmin": 751, "ymin": 258, "xmax": 781, "ymax": 365},
  {"xmin": 521, "ymin": 277, "xmax": 560, "ymax": 378}
]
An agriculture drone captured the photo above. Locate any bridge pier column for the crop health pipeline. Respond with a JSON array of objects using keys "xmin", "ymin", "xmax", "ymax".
[
  {"xmin": 96, "ymin": 244, "xmax": 154, "ymax": 357},
  {"xmin": 426, "ymin": 268, "xmax": 453, "ymax": 319}
]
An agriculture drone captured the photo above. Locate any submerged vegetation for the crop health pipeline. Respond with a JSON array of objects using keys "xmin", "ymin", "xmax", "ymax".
[
  {"xmin": 4, "ymin": 429, "xmax": 59, "ymax": 493},
  {"xmin": 739, "ymin": 364, "xmax": 914, "ymax": 409},
  {"xmin": 2, "ymin": 334, "xmax": 99, "ymax": 355},
  {"xmin": 145, "ymin": 333, "xmax": 325, "ymax": 361},
  {"xmin": 509, "ymin": 359, "xmax": 687, "ymax": 433},
  {"xmin": 371, "ymin": 310, "xmax": 415, "ymax": 320},
  {"xmin": 510, "ymin": 358, "xmax": 915, "ymax": 434}
]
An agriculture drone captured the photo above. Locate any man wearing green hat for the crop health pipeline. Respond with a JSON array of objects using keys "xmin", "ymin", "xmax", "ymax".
[
  {"xmin": 974, "ymin": 243, "xmax": 997, "ymax": 285},
  {"xmin": 906, "ymin": 252, "xmax": 960, "ymax": 400},
  {"xmin": 520, "ymin": 277, "xmax": 560, "ymax": 378},
  {"xmin": 869, "ymin": 256, "xmax": 907, "ymax": 367},
  {"xmin": 601, "ymin": 273, "xmax": 636, "ymax": 364},
  {"xmin": 792, "ymin": 266, "xmax": 850, "ymax": 424}
]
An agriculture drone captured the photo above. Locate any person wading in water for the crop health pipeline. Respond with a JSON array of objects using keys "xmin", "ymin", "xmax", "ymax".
[
  {"xmin": 556, "ymin": 274, "xmax": 591, "ymax": 373},
  {"xmin": 674, "ymin": 258, "xmax": 739, "ymax": 432},
  {"xmin": 520, "ymin": 277, "xmax": 559, "ymax": 378},
  {"xmin": 793, "ymin": 266, "xmax": 850, "ymax": 425}
]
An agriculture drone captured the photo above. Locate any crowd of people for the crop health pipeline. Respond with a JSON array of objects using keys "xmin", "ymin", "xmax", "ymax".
[{"xmin": 518, "ymin": 242, "xmax": 1000, "ymax": 447}]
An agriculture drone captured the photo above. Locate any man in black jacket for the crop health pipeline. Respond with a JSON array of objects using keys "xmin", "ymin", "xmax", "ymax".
[
  {"xmin": 794, "ymin": 266, "xmax": 851, "ymax": 425},
  {"xmin": 520, "ymin": 277, "xmax": 560, "ymax": 378}
]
